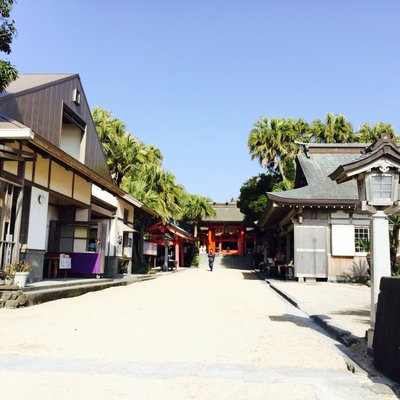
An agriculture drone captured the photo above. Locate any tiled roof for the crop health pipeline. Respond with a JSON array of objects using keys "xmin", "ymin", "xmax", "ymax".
[
  {"xmin": 268, "ymin": 152, "xmax": 359, "ymax": 204},
  {"xmin": 204, "ymin": 203, "xmax": 244, "ymax": 222}
]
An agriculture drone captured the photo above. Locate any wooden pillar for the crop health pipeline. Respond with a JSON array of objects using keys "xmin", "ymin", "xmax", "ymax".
[
  {"xmin": 208, "ymin": 228, "xmax": 215, "ymax": 252},
  {"xmin": 180, "ymin": 241, "xmax": 185, "ymax": 267},
  {"xmin": 238, "ymin": 228, "xmax": 245, "ymax": 255},
  {"xmin": 175, "ymin": 243, "xmax": 180, "ymax": 268}
]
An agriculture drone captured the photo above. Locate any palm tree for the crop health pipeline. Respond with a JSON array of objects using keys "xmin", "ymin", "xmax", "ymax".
[
  {"xmin": 181, "ymin": 194, "xmax": 216, "ymax": 237},
  {"xmin": 357, "ymin": 122, "xmax": 395, "ymax": 143},
  {"xmin": 248, "ymin": 117, "xmax": 289, "ymax": 180},
  {"xmin": 248, "ymin": 117, "xmax": 306, "ymax": 183},
  {"xmin": 94, "ymin": 106, "xmax": 213, "ymax": 228},
  {"xmin": 124, "ymin": 163, "xmax": 186, "ymax": 223},
  {"xmin": 311, "ymin": 113, "xmax": 355, "ymax": 143}
]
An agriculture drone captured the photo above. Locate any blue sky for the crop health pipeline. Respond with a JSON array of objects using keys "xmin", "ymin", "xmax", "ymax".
[{"xmin": 8, "ymin": 1, "xmax": 400, "ymax": 202}]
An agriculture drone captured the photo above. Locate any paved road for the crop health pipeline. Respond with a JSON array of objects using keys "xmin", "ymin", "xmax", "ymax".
[{"xmin": 0, "ymin": 266, "xmax": 396, "ymax": 399}]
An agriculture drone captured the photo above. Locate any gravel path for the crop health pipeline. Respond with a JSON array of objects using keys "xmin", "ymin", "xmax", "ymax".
[{"xmin": 0, "ymin": 266, "xmax": 396, "ymax": 399}]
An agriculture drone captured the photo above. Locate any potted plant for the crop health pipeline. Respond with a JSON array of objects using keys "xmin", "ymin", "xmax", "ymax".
[
  {"xmin": 0, "ymin": 268, "xmax": 12, "ymax": 285},
  {"xmin": 7, "ymin": 260, "xmax": 32, "ymax": 288}
]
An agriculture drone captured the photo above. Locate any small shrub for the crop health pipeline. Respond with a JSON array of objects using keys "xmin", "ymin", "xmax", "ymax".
[
  {"xmin": 132, "ymin": 260, "xmax": 151, "ymax": 274},
  {"xmin": 191, "ymin": 252, "xmax": 199, "ymax": 268},
  {"xmin": 4, "ymin": 260, "xmax": 32, "ymax": 279},
  {"xmin": 392, "ymin": 256, "xmax": 400, "ymax": 275}
]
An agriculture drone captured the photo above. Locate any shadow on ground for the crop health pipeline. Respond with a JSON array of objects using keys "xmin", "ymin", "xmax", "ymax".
[
  {"xmin": 331, "ymin": 310, "xmax": 370, "ymax": 325},
  {"xmin": 241, "ymin": 271, "xmax": 259, "ymax": 280},
  {"xmin": 217, "ymin": 254, "xmax": 253, "ymax": 270},
  {"xmin": 268, "ymin": 312, "xmax": 399, "ymax": 394}
]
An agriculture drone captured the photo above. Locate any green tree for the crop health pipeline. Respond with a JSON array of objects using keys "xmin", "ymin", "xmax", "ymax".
[
  {"xmin": 248, "ymin": 117, "xmax": 298, "ymax": 181},
  {"xmin": 0, "ymin": 0, "xmax": 17, "ymax": 92},
  {"xmin": 122, "ymin": 162, "xmax": 186, "ymax": 223},
  {"xmin": 356, "ymin": 122, "xmax": 396, "ymax": 143},
  {"xmin": 181, "ymin": 194, "xmax": 216, "ymax": 237},
  {"xmin": 310, "ymin": 113, "xmax": 355, "ymax": 143},
  {"xmin": 237, "ymin": 174, "xmax": 278, "ymax": 224},
  {"xmin": 94, "ymin": 106, "xmax": 179, "ymax": 221},
  {"xmin": 93, "ymin": 106, "xmax": 163, "ymax": 187}
]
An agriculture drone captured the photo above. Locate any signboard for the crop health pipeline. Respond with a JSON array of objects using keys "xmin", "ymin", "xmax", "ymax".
[
  {"xmin": 143, "ymin": 241, "xmax": 157, "ymax": 256},
  {"xmin": 116, "ymin": 228, "xmax": 123, "ymax": 257},
  {"xmin": 59, "ymin": 257, "xmax": 72, "ymax": 270}
]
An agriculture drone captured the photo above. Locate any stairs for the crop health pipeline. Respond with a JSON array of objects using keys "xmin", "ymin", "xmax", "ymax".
[{"xmin": 199, "ymin": 254, "xmax": 253, "ymax": 269}]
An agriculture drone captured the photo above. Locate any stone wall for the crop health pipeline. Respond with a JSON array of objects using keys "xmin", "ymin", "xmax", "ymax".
[
  {"xmin": 22, "ymin": 250, "xmax": 45, "ymax": 283},
  {"xmin": 0, "ymin": 286, "xmax": 28, "ymax": 308}
]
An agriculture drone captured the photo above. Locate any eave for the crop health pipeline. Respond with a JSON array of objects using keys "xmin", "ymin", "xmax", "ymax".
[
  {"xmin": 330, "ymin": 141, "xmax": 400, "ymax": 183},
  {"xmin": 29, "ymin": 134, "xmax": 125, "ymax": 197},
  {"xmin": 266, "ymin": 192, "xmax": 358, "ymax": 208}
]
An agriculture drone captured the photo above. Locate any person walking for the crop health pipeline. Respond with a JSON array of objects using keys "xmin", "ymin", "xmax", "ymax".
[{"xmin": 208, "ymin": 249, "xmax": 215, "ymax": 271}]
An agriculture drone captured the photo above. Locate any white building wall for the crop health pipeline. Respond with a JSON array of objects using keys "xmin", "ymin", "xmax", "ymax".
[
  {"xmin": 27, "ymin": 187, "xmax": 49, "ymax": 250},
  {"xmin": 92, "ymin": 184, "xmax": 118, "ymax": 208}
]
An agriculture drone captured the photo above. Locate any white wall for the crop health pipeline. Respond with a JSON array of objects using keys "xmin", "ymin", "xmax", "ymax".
[
  {"xmin": 27, "ymin": 187, "xmax": 49, "ymax": 250},
  {"xmin": 60, "ymin": 124, "xmax": 83, "ymax": 161},
  {"xmin": 331, "ymin": 224, "xmax": 355, "ymax": 256}
]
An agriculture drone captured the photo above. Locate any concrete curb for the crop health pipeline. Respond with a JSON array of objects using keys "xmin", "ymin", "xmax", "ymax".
[
  {"xmin": 266, "ymin": 280, "xmax": 360, "ymax": 347},
  {"xmin": 264, "ymin": 279, "xmax": 368, "ymax": 377},
  {"xmin": 23, "ymin": 268, "xmax": 188, "ymax": 307},
  {"xmin": 26, "ymin": 280, "xmax": 128, "ymax": 306}
]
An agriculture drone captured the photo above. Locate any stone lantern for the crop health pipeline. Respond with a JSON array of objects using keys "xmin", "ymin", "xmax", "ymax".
[
  {"xmin": 162, "ymin": 233, "xmax": 173, "ymax": 272},
  {"xmin": 330, "ymin": 133, "xmax": 400, "ymax": 345}
]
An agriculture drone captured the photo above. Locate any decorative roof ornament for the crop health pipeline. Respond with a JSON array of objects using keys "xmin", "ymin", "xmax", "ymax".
[{"xmin": 377, "ymin": 160, "xmax": 391, "ymax": 174}]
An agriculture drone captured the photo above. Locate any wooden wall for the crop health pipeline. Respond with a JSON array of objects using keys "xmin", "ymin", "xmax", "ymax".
[{"xmin": 0, "ymin": 75, "xmax": 112, "ymax": 182}]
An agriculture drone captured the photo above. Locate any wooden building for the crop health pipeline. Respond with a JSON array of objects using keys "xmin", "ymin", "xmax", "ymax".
[
  {"xmin": 258, "ymin": 143, "xmax": 371, "ymax": 281},
  {"xmin": 0, "ymin": 74, "xmax": 158, "ymax": 282},
  {"xmin": 199, "ymin": 202, "xmax": 258, "ymax": 255},
  {"xmin": 147, "ymin": 220, "xmax": 196, "ymax": 268}
]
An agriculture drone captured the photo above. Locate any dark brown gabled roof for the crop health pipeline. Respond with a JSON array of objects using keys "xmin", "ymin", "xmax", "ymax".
[
  {"xmin": 258, "ymin": 145, "xmax": 367, "ymax": 229},
  {"xmin": 0, "ymin": 74, "xmax": 75, "ymax": 97},
  {"xmin": 266, "ymin": 152, "xmax": 360, "ymax": 207},
  {"xmin": 329, "ymin": 133, "xmax": 400, "ymax": 183},
  {"xmin": 0, "ymin": 74, "xmax": 112, "ymax": 183}
]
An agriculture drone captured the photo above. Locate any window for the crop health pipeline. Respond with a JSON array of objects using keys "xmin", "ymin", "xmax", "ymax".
[
  {"xmin": 370, "ymin": 175, "xmax": 392, "ymax": 201},
  {"xmin": 60, "ymin": 105, "xmax": 86, "ymax": 162},
  {"xmin": 355, "ymin": 227, "xmax": 370, "ymax": 253},
  {"xmin": 72, "ymin": 89, "xmax": 81, "ymax": 105}
]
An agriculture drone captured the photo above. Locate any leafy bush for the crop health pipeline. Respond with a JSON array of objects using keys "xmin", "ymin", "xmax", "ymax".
[
  {"xmin": 132, "ymin": 260, "xmax": 151, "ymax": 274},
  {"xmin": 392, "ymin": 256, "xmax": 400, "ymax": 275},
  {"xmin": 191, "ymin": 252, "xmax": 199, "ymax": 268},
  {"xmin": 7, "ymin": 260, "xmax": 32, "ymax": 276},
  {"xmin": 357, "ymin": 238, "xmax": 370, "ymax": 253}
]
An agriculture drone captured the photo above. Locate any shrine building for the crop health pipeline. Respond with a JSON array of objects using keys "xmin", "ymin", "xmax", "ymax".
[{"xmin": 199, "ymin": 202, "xmax": 257, "ymax": 255}]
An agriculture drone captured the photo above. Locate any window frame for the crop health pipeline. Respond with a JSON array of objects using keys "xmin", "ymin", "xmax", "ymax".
[{"xmin": 354, "ymin": 226, "xmax": 370, "ymax": 254}]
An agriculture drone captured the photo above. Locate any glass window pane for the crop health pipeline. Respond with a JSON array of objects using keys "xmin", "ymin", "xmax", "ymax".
[
  {"xmin": 370, "ymin": 175, "xmax": 392, "ymax": 200},
  {"xmin": 355, "ymin": 226, "xmax": 370, "ymax": 253}
]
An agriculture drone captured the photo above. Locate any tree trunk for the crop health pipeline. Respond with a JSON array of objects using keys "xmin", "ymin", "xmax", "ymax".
[{"xmin": 275, "ymin": 156, "xmax": 286, "ymax": 181}]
